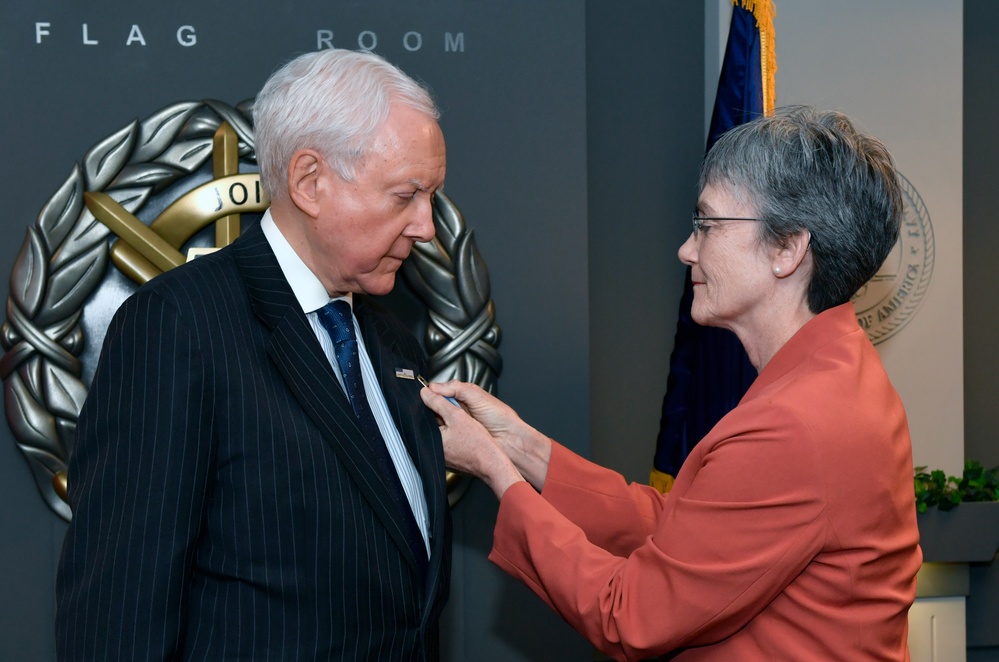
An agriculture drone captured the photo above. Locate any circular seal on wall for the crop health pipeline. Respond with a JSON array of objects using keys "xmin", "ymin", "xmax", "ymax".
[{"xmin": 852, "ymin": 171, "xmax": 934, "ymax": 345}]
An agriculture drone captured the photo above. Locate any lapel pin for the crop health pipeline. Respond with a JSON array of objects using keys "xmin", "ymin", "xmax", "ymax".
[
  {"xmin": 395, "ymin": 368, "xmax": 415, "ymax": 379},
  {"xmin": 417, "ymin": 375, "xmax": 461, "ymax": 408}
]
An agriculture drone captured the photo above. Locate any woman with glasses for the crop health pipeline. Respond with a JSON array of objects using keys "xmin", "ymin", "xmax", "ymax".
[{"xmin": 421, "ymin": 106, "xmax": 921, "ymax": 661}]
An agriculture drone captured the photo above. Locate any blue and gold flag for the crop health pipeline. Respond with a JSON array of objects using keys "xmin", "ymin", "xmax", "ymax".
[{"xmin": 651, "ymin": 0, "xmax": 776, "ymax": 493}]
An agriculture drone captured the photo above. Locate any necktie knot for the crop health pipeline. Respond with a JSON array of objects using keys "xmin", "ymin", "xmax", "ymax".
[
  {"xmin": 318, "ymin": 300, "xmax": 355, "ymax": 346},
  {"xmin": 317, "ymin": 301, "xmax": 363, "ymax": 413}
]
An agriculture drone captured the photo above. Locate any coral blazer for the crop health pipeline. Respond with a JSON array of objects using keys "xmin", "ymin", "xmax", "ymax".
[{"xmin": 490, "ymin": 303, "xmax": 921, "ymax": 661}]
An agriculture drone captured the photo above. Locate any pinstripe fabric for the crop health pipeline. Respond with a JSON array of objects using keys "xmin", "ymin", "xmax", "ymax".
[
  {"xmin": 315, "ymin": 300, "xmax": 428, "ymax": 580},
  {"xmin": 308, "ymin": 302, "xmax": 431, "ymax": 555},
  {"xmin": 55, "ymin": 223, "xmax": 451, "ymax": 661}
]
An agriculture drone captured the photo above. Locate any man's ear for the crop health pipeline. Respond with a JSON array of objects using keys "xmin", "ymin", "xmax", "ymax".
[{"xmin": 287, "ymin": 149, "xmax": 325, "ymax": 218}]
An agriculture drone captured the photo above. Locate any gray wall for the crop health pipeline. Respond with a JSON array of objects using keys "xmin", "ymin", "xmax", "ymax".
[
  {"xmin": 2, "ymin": 2, "xmax": 994, "ymax": 660},
  {"xmin": 963, "ymin": 2, "xmax": 999, "ymax": 659},
  {"xmin": 0, "ymin": 2, "xmax": 595, "ymax": 659},
  {"xmin": 964, "ymin": 0, "xmax": 999, "ymax": 471},
  {"xmin": 586, "ymin": 3, "xmax": 705, "ymax": 485},
  {"xmin": 0, "ymin": 2, "xmax": 701, "ymax": 660}
]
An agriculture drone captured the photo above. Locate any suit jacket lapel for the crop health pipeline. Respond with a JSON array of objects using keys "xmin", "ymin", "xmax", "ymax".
[
  {"xmin": 356, "ymin": 297, "xmax": 443, "ymax": 487},
  {"xmin": 360, "ymin": 317, "xmax": 423, "ymax": 465},
  {"xmin": 356, "ymin": 297, "xmax": 449, "ymax": 595},
  {"xmin": 232, "ymin": 226, "xmax": 424, "ymax": 575}
]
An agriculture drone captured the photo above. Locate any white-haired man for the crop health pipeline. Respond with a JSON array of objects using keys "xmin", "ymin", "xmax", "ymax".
[{"xmin": 57, "ymin": 49, "xmax": 451, "ymax": 660}]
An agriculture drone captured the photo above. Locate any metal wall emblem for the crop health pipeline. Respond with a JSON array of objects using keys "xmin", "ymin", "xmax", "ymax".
[{"xmin": 1, "ymin": 100, "xmax": 501, "ymax": 520}]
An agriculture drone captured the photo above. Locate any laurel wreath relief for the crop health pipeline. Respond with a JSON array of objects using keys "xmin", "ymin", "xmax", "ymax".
[{"xmin": 1, "ymin": 100, "xmax": 501, "ymax": 520}]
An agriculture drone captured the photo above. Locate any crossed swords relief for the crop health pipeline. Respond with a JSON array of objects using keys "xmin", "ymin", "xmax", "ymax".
[
  {"xmin": 50, "ymin": 123, "xmax": 265, "ymax": 501},
  {"xmin": 84, "ymin": 122, "xmax": 268, "ymax": 286}
]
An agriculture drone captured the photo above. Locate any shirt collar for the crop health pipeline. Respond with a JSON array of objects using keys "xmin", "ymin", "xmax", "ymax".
[{"xmin": 260, "ymin": 209, "xmax": 351, "ymax": 314}]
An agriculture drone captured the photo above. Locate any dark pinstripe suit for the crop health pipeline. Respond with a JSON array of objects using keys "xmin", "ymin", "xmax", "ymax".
[{"xmin": 55, "ymin": 223, "xmax": 451, "ymax": 660}]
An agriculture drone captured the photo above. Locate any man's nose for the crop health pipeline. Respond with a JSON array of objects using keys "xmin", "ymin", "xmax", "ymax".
[{"xmin": 409, "ymin": 196, "xmax": 437, "ymax": 242}]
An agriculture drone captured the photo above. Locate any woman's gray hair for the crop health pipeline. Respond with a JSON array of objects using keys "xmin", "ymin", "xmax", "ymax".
[
  {"xmin": 700, "ymin": 106, "xmax": 902, "ymax": 313},
  {"xmin": 253, "ymin": 49, "xmax": 439, "ymax": 201}
]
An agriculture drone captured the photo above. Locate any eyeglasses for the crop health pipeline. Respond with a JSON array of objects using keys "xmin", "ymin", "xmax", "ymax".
[{"xmin": 691, "ymin": 214, "xmax": 764, "ymax": 237}]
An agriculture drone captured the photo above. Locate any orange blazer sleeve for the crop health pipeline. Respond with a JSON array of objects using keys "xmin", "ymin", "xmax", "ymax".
[{"xmin": 487, "ymin": 304, "xmax": 920, "ymax": 661}]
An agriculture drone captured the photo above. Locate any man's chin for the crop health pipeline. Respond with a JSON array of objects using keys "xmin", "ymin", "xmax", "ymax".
[{"xmin": 359, "ymin": 274, "xmax": 398, "ymax": 297}]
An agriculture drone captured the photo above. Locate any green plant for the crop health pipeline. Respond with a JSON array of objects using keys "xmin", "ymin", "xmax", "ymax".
[{"xmin": 914, "ymin": 460, "xmax": 999, "ymax": 513}]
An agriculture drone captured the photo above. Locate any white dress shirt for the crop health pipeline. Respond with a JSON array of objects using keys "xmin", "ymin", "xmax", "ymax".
[{"xmin": 260, "ymin": 210, "xmax": 430, "ymax": 553}]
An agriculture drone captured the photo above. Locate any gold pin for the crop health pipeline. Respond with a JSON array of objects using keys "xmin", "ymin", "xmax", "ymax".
[{"xmin": 417, "ymin": 376, "xmax": 461, "ymax": 407}]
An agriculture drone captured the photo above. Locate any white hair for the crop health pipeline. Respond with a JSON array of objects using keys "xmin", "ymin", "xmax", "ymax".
[{"xmin": 253, "ymin": 49, "xmax": 439, "ymax": 200}]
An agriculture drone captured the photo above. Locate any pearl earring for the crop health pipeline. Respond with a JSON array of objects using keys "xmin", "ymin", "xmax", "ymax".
[{"xmin": 773, "ymin": 267, "xmax": 781, "ymax": 275}]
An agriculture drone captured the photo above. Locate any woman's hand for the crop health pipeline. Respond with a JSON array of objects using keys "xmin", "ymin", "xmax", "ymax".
[
  {"xmin": 420, "ymin": 381, "xmax": 552, "ymax": 492},
  {"xmin": 420, "ymin": 383, "xmax": 524, "ymax": 498}
]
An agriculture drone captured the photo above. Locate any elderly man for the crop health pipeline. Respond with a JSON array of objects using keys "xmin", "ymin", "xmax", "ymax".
[{"xmin": 56, "ymin": 49, "xmax": 451, "ymax": 660}]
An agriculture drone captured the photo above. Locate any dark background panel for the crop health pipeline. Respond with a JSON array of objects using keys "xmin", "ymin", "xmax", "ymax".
[
  {"xmin": 586, "ymin": 1, "xmax": 705, "ymax": 484},
  {"xmin": 12, "ymin": 1, "xmax": 994, "ymax": 660},
  {"xmin": 0, "ymin": 2, "xmax": 597, "ymax": 659},
  {"xmin": 964, "ymin": 1, "xmax": 999, "ymax": 657},
  {"xmin": 0, "ymin": 0, "xmax": 708, "ymax": 658}
]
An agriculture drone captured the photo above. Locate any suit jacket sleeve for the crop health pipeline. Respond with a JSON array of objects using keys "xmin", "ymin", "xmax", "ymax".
[
  {"xmin": 488, "ymin": 403, "xmax": 828, "ymax": 661},
  {"xmin": 56, "ymin": 288, "xmax": 212, "ymax": 661}
]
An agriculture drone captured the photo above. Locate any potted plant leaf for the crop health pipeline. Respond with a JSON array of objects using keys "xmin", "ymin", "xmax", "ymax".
[{"xmin": 914, "ymin": 461, "xmax": 999, "ymax": 563}]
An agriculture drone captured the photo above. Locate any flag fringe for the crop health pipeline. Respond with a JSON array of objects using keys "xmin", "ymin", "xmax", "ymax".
[
  {"xmin": 650, "ymin": 468, "xmax": 676, "ymax": 494},
  {"xmin": 735, "ymin": 0, "xmax": 777, "ymax": 115}
]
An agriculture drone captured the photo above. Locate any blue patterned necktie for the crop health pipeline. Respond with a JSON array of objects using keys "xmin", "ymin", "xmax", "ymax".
[{"xmin": 316, "ymin": 300, "xmax": 428, "ymax": 578}]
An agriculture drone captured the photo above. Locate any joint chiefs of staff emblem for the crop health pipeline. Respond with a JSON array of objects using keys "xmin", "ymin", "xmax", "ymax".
[
  {"xmin": 0, "ymin": 100, "xmax": 501, "ymax": 521},
  {"xmin": 852, "ymin": 171, "xmax": 934, "ymax": 345}
]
